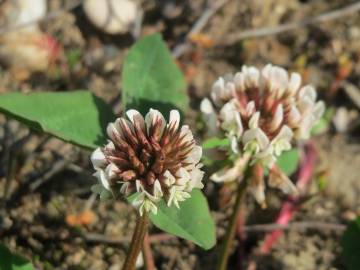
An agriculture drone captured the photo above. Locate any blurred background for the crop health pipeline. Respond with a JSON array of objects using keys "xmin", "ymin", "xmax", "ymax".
[{"xmin": 0, "ymin": 0, "xmax": 360, "ymax": 269}]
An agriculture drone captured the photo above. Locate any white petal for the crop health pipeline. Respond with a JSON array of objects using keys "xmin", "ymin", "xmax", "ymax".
[
  {"xmin": 163, "ymin": 170, "xmax": 176, "ymax": 186},
  {"xmin": 313, "ymin": 101, "xmax": 325, "ymax": 120},
  {"xmin": 288, "ymin": 72, "xmax": 301, "ymax": 95},
  {"xmin": 106, "ymin": 120, "xmax": 122, "ymax": 140},
  {"xmin": 299, "ymin": 85, "xmax": 317, "ymax": 102},
  {"xmin": 269, "ymin": 166, "xmax": 298, "ymax": 195},
  {"xmin": 274, "ymin": 125, "xmax": 293, "ymax": 142},
  {"xmin": 145, "ymin": 109, "xmax": 166, "ymax": 137},
  {"xmin": 105, "ymin": 141, "xmax": 115, "ymax": 150},
  {"xmin": 257, "ymin": 128, "xmax": 270, "ymax": 149},
  {"xmin": 248, "ymin": 111, "xmax": 260, "ymax": 129},
  {"xmin": 230, "ymin": 136, "xmax": 239, "ymax": 153},
  {"xmin": 120, "ymin": 182, "xmax": 130, "ymax": 195},
  {"xmin": 234, "ymin": 72, "xmax": 245, "ymax": 91},
  {"xmin": 219, "ymin": 101, "xmax": 242, "ymax": 137},
  {"xmin": 249, "ymin": 166, "xmax": 266, "ymax": 207},
  {"xmin": 94, "ymin": 169, "xmax": 111, "ymax": 191},
  {"xmin": 200, "ymin": 98, "xmax": 215, "ymax": 114},
  {"xmin": 105, "ymin": 163, "xmax": 118, "ymax": 179},
  {"xmin": 91, "ymin": 148, "xmax": 106, "ymax": 169},
  {"xmin": 270, "ymin": 104, "xmax": 283, "ymax": 132},
  {"xmin": 186, "ymin": 145, "xmax": 202, "ymax": 164},
  {"xmin": 153, "ymin": 180, "xmax": 163, "ymax": 199},
  {"xmin": 167, "ymin": 186, "xmax": 190, "ymax": 208},
  {"xmin": 246, "ymin": 101, "xmax": 256, "ymax": 116},
  {"xmin": 176, "ymin": 167, "xmax": 191, "ymax": 186},
  {"xmin": 200, "ymin": 98, "xmax": 219, "ymax": 137},
  {"xmin": 126, "ymin": 109, "xmax": 145, "ymax": 130},
  {"xmin": 272, "ymin": 66, "xmax": 289, "ymax": 98},
  {"xmin": 244, "ymin": 66, "xmax": 260, "ymax": 87},
  {"xmin": 169, "ymin": 110, "xmax": 181, "ymax": 129},
  {"xmin": 136, "ymin": 179, "xmax": 145, "ymax": 193},
  {"xmin": 211, "ymin": 77, "xmax": 226, "ymax": 105},
  {"xmin": 187, "ymin": 166, "xmax": 204, "ymax": 191},
  {"xmin": 288, "ymin": 105, "xmax": 302, "ymax": 127},
  {"xmin": 180, "ymin": 125, "xmax": 193, "ymax": 143},
  {"xmin": 242, "ymin": 129, "xmax": 256, "ymax": 145},
  {"xmin": 261, "ymin": 64, "xmax": 272, "ymax": 78}
]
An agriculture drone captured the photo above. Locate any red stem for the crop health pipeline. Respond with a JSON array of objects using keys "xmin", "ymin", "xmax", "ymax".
[{"xmin": 260, "ymin": 142, "xmax": 316, "ymax": 254}]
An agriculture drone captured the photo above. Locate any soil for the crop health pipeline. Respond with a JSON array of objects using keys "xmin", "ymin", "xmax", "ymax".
[{"xmin": 1, "ymin": 0, "xmax": 360, "ymax": 269}]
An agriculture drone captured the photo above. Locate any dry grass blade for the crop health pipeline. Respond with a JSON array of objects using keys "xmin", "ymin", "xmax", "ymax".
[{"xmin": 221, "ymin": 1, "xmax": 360, "ymax": 45}]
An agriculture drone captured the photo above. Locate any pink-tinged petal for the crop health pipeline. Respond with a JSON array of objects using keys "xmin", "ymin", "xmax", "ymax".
[
  {"xmin": 126, "ymin": 109, "xmax": 145, "ymax": 130},
  {"xmin": 246, "ymin": 101, "xmax": 256, "ymax": 116},
  {"xmin": 106, "ymin": 119, "xmax": 122, "ymax": 140},
  {"xmin": 288, "ymin": 72, "xmax": 301, "ymax": 95},
  {"xmin": 145, "ymin": 108, "xmax": 166, "ymax": 136},
  {"xmin": 288, "ymin": 105, "xmax": 302, "ymax": 127},
  {"xmin": 234, "ymin": 72, "xmax": 245, "ymax": 91}
]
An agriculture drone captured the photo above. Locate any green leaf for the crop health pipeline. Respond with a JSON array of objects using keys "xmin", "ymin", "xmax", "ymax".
[
  {"xmin": 0, "ymin": 245, "xmax": 34, "ymax": 270},
  {"xmin": 150, "ymin": 189, "xmax": 216, "ymax": 250},
  {"xmin": 202, "ymin": 137, "xmax": 230, "ymax": 150},
  {"xmin": 311, "ymin": 107, "xmax": 334, "ymax": 136},
  {"xmin": 0, "ymin": 91, "xmax": 115, "ymax": 149},
  {"xmin": 122, "ymin": 34, "xmax": 188, "ymax": 116},
  {"xmin": 341, "ymin": 217, "xmax": 360, "ymax": 270},
  {"xmin": 276, "ymin": 149, "xmax": 300, "ymax": 176}
]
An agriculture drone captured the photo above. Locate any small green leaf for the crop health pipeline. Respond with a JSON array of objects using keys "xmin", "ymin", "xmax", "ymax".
[
  {"xmin": 66, "ymin": 48, "xmax": 82, "ymax": 71},
  {"xmin": 150, "ymin": 189, "xmax": 216, "ymax": 250},
  {"xmin": 122, "ymin": 34, "xmax": 188, "ymax": 116},
  {"xmin": 311, "ymin": 107, "xmax": 334, "ymax": 136},
  {"xmin": 0, "ymin": 245, "xmax": 34, "ymax": 270},
  {"xmin": 202, "ymin": 137, "xmax": 230, "ymax": 150},
  {"xmin": 276, "ymin": 149, "xmax": 300, "ymax": 176},
  {"xmin": 341, "ymin": 217, "xmax": 360, "ymax": 270},
  {"xmin": 0, "ymin": 91, "xmax": 115, "ymax": 149}
]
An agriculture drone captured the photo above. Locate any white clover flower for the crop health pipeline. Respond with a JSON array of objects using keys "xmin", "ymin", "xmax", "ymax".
[
  {"xmin": 91, "ymin": 109, "xmax": 204, "ymax": 216},
  {"xmin": 201, "ymin": 64, "xmax": 325, "ymax": 205},
  {"xmin": 201, "ymin": 64, "xmax": 325, "ymax": 166}
]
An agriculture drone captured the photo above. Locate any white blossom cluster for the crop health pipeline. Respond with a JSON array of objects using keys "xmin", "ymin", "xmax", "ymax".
[
  {"xmin": 91, "ymin": 109, "xmax": 204, "ymax": 215},
  {"xmin": 201, "ymin": 64, "xmax": 324, "ymax": 183}
]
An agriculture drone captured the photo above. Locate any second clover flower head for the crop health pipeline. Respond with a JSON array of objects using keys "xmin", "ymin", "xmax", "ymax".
[
  {"xmin": 91, "ymin": 109, "xmax": 204, "ymax": 216},
  {"xmin": 201, "ymin": 64, "xmax": 325, "ymax": 205},
  {"xmin": 201, "ymin": 64, "xmax": 325, "ymax": 166}
]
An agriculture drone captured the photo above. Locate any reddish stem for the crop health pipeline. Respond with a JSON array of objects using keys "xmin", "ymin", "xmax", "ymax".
[{"xmin": 260, "ymin": 142, "xmax": 316, "ymax": 254}]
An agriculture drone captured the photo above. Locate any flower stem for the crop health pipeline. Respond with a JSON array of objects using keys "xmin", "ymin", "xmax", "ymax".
[
  {"xmin": 217, "ymin": 166, "xmax": 252, "ymax": 270},
  {"xmin": 122, "ymin": 212, "xmax": 149, "ymax": 270}
]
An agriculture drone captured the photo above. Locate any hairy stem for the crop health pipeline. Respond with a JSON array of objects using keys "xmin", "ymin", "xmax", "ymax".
[
  {"xmin": 217, "ymin": 166, "xmax": 251, "ymax": 270},
  {"xmin": 122, "ymin": 212, "xmax": 149, "ymax": 270}
]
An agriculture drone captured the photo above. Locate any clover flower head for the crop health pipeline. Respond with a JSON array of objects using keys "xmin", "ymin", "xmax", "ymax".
[
  {"xmin": 91, "ymin": 109, "xmax": 204, "ymax": 215},
  {"xmin": 201, "ymin": 64, "xmax": 325, "ymax": 166},
  {"xmin": 201, "ymin": 64, "xmax": 325, "ymax": 205}
]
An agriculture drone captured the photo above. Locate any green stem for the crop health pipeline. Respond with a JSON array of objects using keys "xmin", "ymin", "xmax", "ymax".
[
  {"xmin": 122, "ymin": 212, "xmax": 149, "ymax": 270},
  {"xmin": 217, "ymin": 166, "xmax": 252, "ymax": 270}
]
